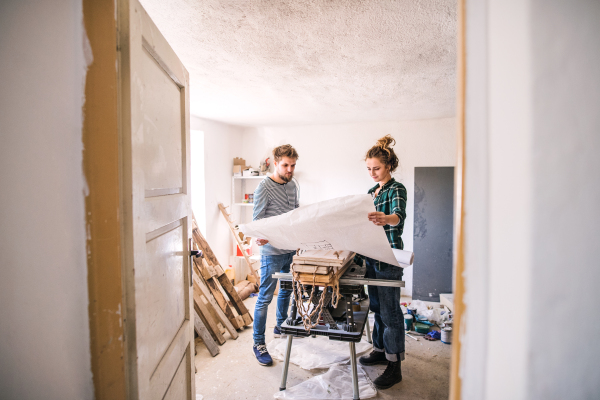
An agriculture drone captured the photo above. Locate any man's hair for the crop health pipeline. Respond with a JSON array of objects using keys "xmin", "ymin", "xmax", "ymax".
[
  {"xmin": 273, "ymin": 144, "xmax": 299, "ymax": 162},
  {"xmin": 365, "ymin": 135, "xmax": 399, "ymax": 172}
]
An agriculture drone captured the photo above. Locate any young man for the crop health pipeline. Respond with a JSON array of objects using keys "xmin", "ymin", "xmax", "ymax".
[{"xmin": 251, "ymin": 144, "xmax": 299, "ymax": 366}]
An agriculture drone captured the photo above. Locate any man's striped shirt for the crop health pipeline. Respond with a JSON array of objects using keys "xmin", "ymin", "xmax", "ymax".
[{"xmin": 252, "ymin": 176, "xmax": 299, "ymax": 255}]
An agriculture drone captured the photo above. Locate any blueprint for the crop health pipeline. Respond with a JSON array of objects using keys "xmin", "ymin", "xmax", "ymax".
[{"xmin": 239, "ymin": 194, "xmax": 413, "ymax": 267}]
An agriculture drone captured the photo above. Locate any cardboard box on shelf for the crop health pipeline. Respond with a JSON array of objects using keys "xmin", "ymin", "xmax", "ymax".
[{"xmin": 233, "ymin": 157, "xmax": 246, "ymax": 176}]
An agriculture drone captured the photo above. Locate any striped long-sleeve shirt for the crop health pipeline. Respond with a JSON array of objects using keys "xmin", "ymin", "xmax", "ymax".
[{"xmin": 252, "ymin": 176, "xmax": 299, "ymax": 255}]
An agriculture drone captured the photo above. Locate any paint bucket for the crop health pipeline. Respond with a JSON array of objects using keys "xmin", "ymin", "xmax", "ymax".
[
  {"xmin": 441, "ymin": 327, "xmax": 452, "ymax": 344},
  {"xmin": 404, "ymin": 314, "xmax": 414, "ymax": 331}
]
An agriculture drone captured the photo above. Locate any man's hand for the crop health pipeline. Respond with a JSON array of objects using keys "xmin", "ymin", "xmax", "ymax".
[
  {"xmin": 256, "ymin": 238, "xmax": 269, "ymax": 246},
  {"xmin": 368, "ymin": 212, "xmax": 399, "ymax": 226}
]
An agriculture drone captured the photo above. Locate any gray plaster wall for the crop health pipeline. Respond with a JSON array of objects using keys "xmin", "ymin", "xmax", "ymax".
[
  {"xmin": 0, "ymin": 1, "xmax": 93, "ymax": 399},
  {"xmin": 412, "ymin": 167, "xmax": 454, "ymax": 302}
]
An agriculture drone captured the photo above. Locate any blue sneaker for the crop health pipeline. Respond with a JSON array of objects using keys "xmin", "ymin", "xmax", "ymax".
[{"xmin": 253, "ymin": 344, "xmax": 273, "ymax": 366}]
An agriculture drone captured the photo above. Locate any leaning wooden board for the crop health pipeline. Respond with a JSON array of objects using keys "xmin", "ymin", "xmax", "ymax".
[{"xmin": 191, "ymin": 216, "xmax": 253, "ymax": 328}]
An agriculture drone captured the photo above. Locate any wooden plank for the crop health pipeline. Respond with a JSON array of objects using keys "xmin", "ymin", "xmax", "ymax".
[
  {"xmin": 217, "ymin": 274, "xmax": 251, "ymax": 318},
  {"xmin": 205, "ymin": 276, "xmax": 242, "ymax": 330},
  {"xmin": 294, "ymin": 261, "xmax": 353, "ymax": 286},
  {"xmin": 193, "ymin": 310, "xmax": 219, "ymax": 357},
  {"xmin": 217, "ymin": 203, "xmax": 260, "ymax": 283},
  {"xmin": 193, "ymin": 283, "xmax": 226, "ymax": 345},
  {"xmin": 241, "ymin": 313, "xmax": 253, "ymax": 326},
  {"xmin": 191, "ymin": 218, "xmax": 220, "ymax": 267},
  {"xmin": 193, "ymin": 273, "xmax": 239, "ymax": 340},
  {"xmin": 294, "ymin": 250, "xmax": 353, "ymax": 262}
]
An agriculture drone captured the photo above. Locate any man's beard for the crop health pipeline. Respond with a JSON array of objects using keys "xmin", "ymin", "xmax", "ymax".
[{"xmin": 280, "ymin": 173, "xmax": 293, "ymax": 183}]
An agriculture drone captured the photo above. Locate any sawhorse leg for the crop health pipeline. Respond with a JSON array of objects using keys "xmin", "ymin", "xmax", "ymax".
[
  {"xmin": 349, "ymin": 341, "xmax": 360, "ymax": 400},
  {"xmin": 279, "ymin": 334, "xmax": 293, "ymax": 391}
]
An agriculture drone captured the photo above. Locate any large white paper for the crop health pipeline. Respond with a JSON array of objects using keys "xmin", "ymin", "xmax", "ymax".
[
  {"xmin": 239, "ymin": 194, "xmax": 399, "ymax": 266},
  {"xmin": 393, "ymin": 248, "xmax": 414, "ymax": 267}
]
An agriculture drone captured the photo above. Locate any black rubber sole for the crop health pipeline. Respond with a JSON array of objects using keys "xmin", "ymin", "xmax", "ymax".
[
  {"xmin": 358, "ymin": 358, "xmax": 388, "ymax": 366},
  {"xmin": 373, "ymin": 375, "xmax": 402, "ymax": 390}
]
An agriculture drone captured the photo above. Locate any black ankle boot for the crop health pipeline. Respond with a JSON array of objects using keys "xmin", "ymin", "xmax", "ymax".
[
  {"xmin": 373, "ymin": 360, "xmax": 402, "ymax": 389},
  {"xmin": 359, "ymin": 350, "xmax": 387, "ymax": 366}
]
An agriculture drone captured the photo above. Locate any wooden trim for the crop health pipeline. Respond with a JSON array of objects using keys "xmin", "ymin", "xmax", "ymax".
[
  {"xmin": 450, "ymin": 0, "xmax": 466, "ymax": 399},
  {"xmin": 83, "ymin": 0, "xmax": 127, "ymax": 399}
]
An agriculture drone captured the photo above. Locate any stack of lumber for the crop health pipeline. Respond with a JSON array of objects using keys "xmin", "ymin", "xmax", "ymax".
[
  {"xmin": 191, "ymin": 215, "xmax": 254, "ymax": 357},
  {"xmin": 291, "ymin": 250, "xmax": 356, "ymax": 286}
]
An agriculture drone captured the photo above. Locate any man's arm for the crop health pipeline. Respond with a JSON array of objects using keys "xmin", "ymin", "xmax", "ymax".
[
  {"xmin": 252, "ymin": 182, "xmax": 269, "ymax": 221},
  {"xmin": 252, "ymin": 182, "xmax": 269, "ymax": 246}
]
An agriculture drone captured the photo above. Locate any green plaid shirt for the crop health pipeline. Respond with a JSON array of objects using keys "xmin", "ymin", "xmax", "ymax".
[{"xmin": 355, "ymin": 178, "xmax": 407, "ymax": 271}]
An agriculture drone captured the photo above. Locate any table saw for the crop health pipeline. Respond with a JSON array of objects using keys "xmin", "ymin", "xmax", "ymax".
[{"xmin": 272, "ymin": 263, "xmax": 405, "ymax": 400}]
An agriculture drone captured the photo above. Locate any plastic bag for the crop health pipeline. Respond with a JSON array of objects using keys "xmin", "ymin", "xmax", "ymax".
[
  {"xmin": 273, "ymin": 364, "xmax": 377, "ymax": 400},
  {"xmin": 267, "ymin": 337, "xmax": 372, "ymax": 370}
]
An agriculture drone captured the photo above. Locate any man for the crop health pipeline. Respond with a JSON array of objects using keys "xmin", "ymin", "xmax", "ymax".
[{"xmin": 251, "ymin": 144, "xmax": 300, "ymax": 366}]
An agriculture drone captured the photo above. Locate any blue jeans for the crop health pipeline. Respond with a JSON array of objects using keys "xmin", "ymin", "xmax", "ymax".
[
  {"xmin": 366, "ymin": 258, "xmax": 405, "ymax": 362},
  {"xmin": 253, "ymin": 253, "xmax": 294, "ymax": 345}
]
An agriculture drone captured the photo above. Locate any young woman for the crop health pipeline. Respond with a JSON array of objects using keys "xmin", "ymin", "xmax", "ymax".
[{"xmin": 356, "ymin": 135, "xmax": 407, "ymax": 390}]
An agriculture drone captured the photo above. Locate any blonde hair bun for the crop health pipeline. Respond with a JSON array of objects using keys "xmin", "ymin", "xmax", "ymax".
[{"xmin": 365, "ymin": 135, "xmax": 399, "ymax": 172}]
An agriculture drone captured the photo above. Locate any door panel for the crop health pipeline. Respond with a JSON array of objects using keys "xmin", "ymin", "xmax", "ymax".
[
  {"xmin": 140, "ymin": 220, "xmax": 186, "ymax": 371},
  {"xmin": 119, "ymin": 0, "xmax": 194, "ymax": 398},
  {"xmin": 141, "ymin": 49, "xmax": 183, "ymax": 194},
  {"xmin": 163, "ymin": 351, "xmax": 191, "ymax": 400}
]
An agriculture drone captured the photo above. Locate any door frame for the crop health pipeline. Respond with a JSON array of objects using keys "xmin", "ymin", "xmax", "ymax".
[
  {"xmin": 450, "ymin": 0, "xmax": 466, "ymax": 399},
  {"xmin": 83, "ymin": 0, "xmax": 468, "ymax": 398},
  {"xmin": 83, "ymin": 0, "xmax": 127, "ymax": 399}
]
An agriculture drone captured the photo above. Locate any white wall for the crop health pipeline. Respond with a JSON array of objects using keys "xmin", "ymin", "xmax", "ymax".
[
  {"xmin": 462, "ymin": 1, "xmax": 600, "ymax": 399},
  {"xmin": 240, "ymin": 118, "xmax": 456, "ymax": 296},
  {"xmin": 0, "ymin": 2, "xmax": 93, "ymax": 399},
  {"xmin": 191, "ymin": 116, "xmax": 244, "ymax": 268},
  {"xmin": 529, "ymin": 0, "xmax": 600, "ymax": 398}
]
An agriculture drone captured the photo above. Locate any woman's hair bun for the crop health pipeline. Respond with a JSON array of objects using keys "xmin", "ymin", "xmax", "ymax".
[
  {"xmin": 376, "ymin": 135, "xmax": 396, "ymax": 149},
  {"xmin": 365, "ymin": 134, "xmax": 399, "ymax": 173}
]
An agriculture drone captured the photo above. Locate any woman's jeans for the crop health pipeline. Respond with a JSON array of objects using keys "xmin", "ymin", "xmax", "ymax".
[
  {"xmin": 253, "ymin": 253, "xmax": 294, "ymax": 345},
  {"xmin": 366, "ymin": 257, "xmax": 405, "ymax": 362}
]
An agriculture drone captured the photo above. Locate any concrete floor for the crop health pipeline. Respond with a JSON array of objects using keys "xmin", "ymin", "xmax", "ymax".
[{"xmin": 195, "ymin": 296, "xmax": 451, "ymax": 400}]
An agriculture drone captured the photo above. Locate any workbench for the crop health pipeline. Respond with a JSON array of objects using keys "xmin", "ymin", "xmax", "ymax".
[{"xmin": 272, "ymin": 264, "xmax": 405, "ymax": 400}]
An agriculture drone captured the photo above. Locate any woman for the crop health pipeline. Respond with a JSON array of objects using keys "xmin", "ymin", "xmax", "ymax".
[{"xmin": 356, "ymin": 135, "xmax": 407, "ymax": 390}]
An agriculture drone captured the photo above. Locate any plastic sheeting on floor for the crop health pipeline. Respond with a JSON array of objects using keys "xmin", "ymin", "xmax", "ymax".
[
  {"xmin": 273, "ymin": 364, "xmax": 377, "ymax": 400},
  {"xmin": 267, "ymin": 336, "xmax": 372, "ymax": 370}
]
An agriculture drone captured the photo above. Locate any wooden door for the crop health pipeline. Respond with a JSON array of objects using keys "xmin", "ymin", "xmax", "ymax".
[{"xmin": 118, "ymin": 0, "xmax": 194, "ymax": 398}]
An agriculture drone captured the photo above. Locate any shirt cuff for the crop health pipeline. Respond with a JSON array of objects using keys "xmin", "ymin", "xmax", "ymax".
[{"xmin": 388, "ymin": 214, "xmax": 402, "ymax": 226}]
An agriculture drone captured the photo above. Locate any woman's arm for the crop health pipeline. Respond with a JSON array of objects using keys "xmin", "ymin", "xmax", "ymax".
[{"xmin": 368, "ymin": 212, "xmax": 399, "ymax": 226}]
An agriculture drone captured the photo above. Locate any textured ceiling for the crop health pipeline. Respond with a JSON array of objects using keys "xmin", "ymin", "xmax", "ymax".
[{"xmin": 139, "ymin": 0, "xmax": 457, "ymax": 126}]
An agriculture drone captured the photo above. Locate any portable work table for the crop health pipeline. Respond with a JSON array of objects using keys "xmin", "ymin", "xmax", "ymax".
[{"xmin": 272, "ymin": 264, "xmax": 405, "ymax": 400}]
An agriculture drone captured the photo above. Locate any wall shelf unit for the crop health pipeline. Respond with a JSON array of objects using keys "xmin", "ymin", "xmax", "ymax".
[{"xmin": 231, "ymin": 175, "xmax": 268, "ymax": 223}]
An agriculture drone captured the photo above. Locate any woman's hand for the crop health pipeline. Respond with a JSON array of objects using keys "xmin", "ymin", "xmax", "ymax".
[
  {"xmin": 368, "ymin": 212, "xmax": 399, "ymax": 226},
  {"xmin": 256, "ymin": 238, "xmax": 269, "ymax": 246}
]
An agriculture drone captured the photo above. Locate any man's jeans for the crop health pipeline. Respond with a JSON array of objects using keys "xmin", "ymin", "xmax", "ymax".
[
  {"xmin": 366, "ymin": 257, "xmax": 405, "ymax": 362},
  {"xmin": 253, "ymin": 253, "xmax": 294, "ymax": 345}
]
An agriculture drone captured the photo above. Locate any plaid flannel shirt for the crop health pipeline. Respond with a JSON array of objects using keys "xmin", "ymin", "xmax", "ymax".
[{"xmin": 354, "ymin": 178, "xmax": 407, "ymax": 271}]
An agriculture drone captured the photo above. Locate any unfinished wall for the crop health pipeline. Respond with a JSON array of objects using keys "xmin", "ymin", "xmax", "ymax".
[
  {"xmin": 240, "ymin": 118, "xmax": 457, "ymax": 296},
  {"xmin": 462, "ymin": 1, "xmax": 600, "ymax": 399},
  {"xmin": 0, "ymin": 1, "xmax": 93, "ymax": 399},
  {"xmin": 191, "ymin": 116, "xmax": 244, "ymax": 268},
  {"xmin": 529, "ymin": 0, "xmax": 600, "ymax": 398}
]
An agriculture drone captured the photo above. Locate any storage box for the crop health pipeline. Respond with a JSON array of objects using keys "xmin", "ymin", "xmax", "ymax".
[{"xmin": 233, "ymin": 157, "xmax": 246, "ymax": 176}]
